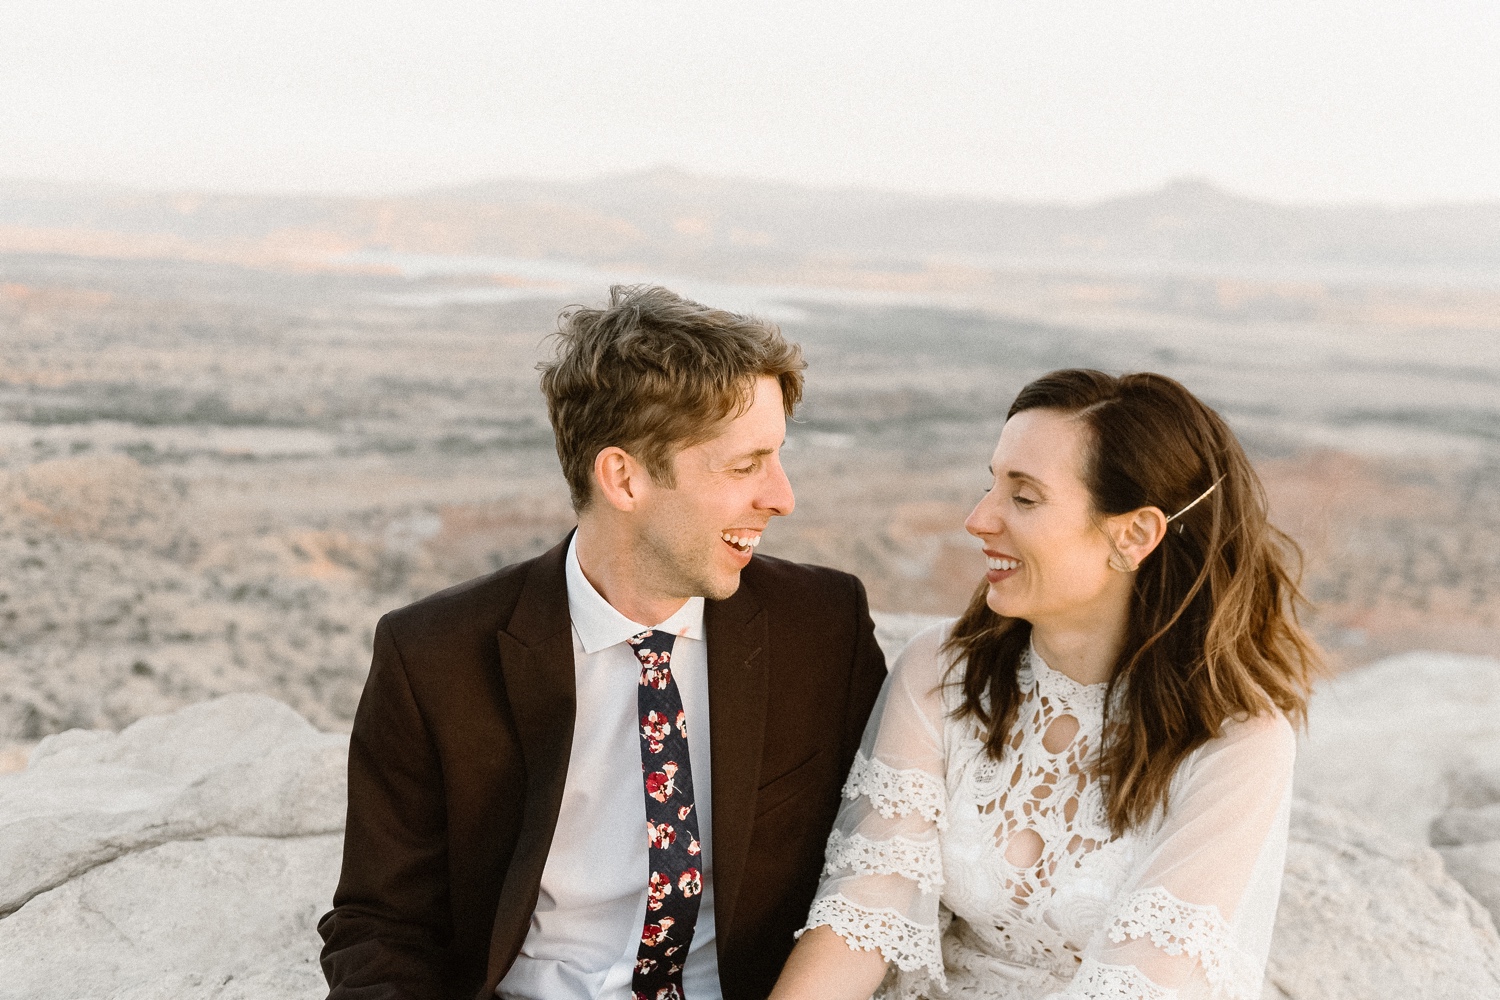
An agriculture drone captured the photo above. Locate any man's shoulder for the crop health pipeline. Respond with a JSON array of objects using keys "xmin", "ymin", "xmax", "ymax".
[
  {"xmin": 740, "ymin": 554, "xmax": 864, "ymax": 610},
  {"xmin": 378, "ymin": 542, "xmax": 562, "ymax": 647}
]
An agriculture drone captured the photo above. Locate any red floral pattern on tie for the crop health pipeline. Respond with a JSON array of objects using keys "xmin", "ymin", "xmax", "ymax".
[{"xmin": 627, "ymin": 629, "xmax": 701, "ymax": 1000}]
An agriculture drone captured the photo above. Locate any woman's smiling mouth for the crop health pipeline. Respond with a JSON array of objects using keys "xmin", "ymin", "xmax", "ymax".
[{"xmin": 984, "ymin": 550, "xmax": 1022, "ymax": 582}]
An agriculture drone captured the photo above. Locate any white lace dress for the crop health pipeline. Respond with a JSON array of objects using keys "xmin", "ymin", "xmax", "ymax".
[{"xmin": 802, "ymin": 622, "xmax": 1295, "ymax": 1000}]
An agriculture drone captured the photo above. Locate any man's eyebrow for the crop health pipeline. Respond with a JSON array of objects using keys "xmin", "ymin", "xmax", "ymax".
[{"xmin": 723, "ymin": 446, "xmax": 777, "ymax": 465}]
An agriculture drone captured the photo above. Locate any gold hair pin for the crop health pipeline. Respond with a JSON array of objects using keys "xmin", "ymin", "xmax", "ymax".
[{"xmin": 1165, "ymin": 476, "xmax": 1225, "ymax": 524}]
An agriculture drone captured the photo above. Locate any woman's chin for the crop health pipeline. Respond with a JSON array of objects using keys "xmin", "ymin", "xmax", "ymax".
[{"xmin": 984, "ymin": 588, "xmax": 1025, "ymax": 620}]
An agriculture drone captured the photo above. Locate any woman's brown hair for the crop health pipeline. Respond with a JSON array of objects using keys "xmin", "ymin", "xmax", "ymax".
[{"xmin": 944, "ymin": 369, "xmax": 1321, "ymax": 833}]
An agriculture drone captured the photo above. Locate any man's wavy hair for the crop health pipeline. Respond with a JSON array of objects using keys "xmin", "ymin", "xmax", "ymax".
[
  {"xmin": 944, "ymin": 369, "xmax": 1321, "ymax": 833},
  {"xmin": 539, "ymin": 284, "xmax": 805, "ymax": 512}
]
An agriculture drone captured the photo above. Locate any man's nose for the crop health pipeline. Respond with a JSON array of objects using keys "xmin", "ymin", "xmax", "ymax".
[{"xmin": 757, "ymin": 458, "xmax": 796, "ymax": 517}]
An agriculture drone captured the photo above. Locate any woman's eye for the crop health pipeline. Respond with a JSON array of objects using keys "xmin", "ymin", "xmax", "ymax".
[{"xmin": 1012, "ymin": 494, "xmax": 1037, "ymax": 508}]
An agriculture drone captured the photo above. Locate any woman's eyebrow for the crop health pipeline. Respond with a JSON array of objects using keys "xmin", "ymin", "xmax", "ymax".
[{"xmin": 987, "ymin": 465, "xmax": 1048, "ymax": 491}]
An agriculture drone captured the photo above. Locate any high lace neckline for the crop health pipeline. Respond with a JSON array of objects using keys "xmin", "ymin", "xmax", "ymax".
[{"xmin": 1021, "ymin": 644, "xmax": 1109, "ymax": 716}]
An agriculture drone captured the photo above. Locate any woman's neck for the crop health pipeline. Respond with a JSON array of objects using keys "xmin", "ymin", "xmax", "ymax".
[{"xmin": 1029, "ymin": 590, "xmax": 1131, "ymax": 687}]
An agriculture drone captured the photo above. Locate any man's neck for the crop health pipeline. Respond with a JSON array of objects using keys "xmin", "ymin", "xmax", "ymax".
[{"xmin": 573, "ymin": 520, "xmax": 690, "ymax": 628}]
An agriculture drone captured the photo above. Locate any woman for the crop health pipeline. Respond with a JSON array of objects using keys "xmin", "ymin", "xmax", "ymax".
[{"xmin": 770, "ymin": 370, "xmax": 1320, "ymax": 1000}]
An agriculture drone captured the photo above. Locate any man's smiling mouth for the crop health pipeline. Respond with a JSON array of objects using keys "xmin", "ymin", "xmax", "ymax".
[{"xmin": 721, "ymin": 531, "xmax": 762, "ymax": 554}]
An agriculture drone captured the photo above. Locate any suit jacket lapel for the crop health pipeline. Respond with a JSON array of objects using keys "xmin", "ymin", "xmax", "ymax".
[
  {"xmin": 486, "ymin": 535, "xmax": 576, "ymax": 989},
  {"xmin": 705, "ymin": 581, "xmax": 769, "ymax": 940}
]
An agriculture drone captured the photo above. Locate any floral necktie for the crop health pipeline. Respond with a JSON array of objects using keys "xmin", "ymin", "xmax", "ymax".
[{"xmin": 628, "ymin": 629, "xmax": 702, "ymax": 1000}]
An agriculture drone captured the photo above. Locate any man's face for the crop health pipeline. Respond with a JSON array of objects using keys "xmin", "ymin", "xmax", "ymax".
[{"xmin": 633, "ymin": 376, "xmax": 795, "ymax": 602}]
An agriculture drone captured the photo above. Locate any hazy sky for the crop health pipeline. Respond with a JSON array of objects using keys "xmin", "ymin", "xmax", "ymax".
[{"xmin": 4, "ymin": 1, "xmax": 1498, "ymax": 203}]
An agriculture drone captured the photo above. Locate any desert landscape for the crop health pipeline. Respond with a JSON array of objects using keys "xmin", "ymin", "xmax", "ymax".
[
  {"xmin": 2, "ymin": 172, "xmax": 1500, "ymax": 997},
  {"xmin": 2, "ymin": 173, "xmax": 1498, "ymax": 756}
]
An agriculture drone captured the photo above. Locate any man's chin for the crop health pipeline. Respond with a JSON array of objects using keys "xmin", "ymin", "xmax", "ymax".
[{"xmin": 700, "ymin": 570, "xmax": 743, "ymax": 603}]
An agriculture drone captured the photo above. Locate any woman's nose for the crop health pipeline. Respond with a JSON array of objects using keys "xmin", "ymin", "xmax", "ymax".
[{"xmin": 965, "ymin": 492, "xmax": 1000, "ymax": 539}]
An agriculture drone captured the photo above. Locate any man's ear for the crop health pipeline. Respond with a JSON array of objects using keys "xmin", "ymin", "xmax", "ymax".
[
  {"xmin": 1108, "ymin": 505, "xmax": 1168, "ymax": 572},
  {"xmin": 593, "ymin": 447, "xmax": 646, "ymax": 513}
]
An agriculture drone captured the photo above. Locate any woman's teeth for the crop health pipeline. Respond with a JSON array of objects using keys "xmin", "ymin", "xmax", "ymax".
[
  {"xmin": 987, "ymin": 556, "xmax": 1020, "ymax": 571},
  {"xmin": 722, "ymin": 532, "xmax": 761, "ymax": 553}
]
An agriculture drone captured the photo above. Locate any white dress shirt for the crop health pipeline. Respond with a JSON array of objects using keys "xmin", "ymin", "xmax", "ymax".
[{"xmin": 498, "ymin": 536, "xmax": 722, "ymax": 1000}]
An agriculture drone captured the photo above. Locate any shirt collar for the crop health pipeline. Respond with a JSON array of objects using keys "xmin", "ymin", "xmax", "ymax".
[{"xmin": 565, "ymin": 534, "xmax": 706, "ymax": 655}]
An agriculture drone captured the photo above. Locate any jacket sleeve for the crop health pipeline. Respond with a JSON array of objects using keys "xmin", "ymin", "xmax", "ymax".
[
  {"xmin": 841, "ymin": 574, "xmax": 890, "ymax": 782},
  {"xmin": 319, "ymin": 614, "xmax": 452, "ymax": 999}
]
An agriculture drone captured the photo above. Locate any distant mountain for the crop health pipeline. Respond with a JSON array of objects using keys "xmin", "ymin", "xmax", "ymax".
[{"xmin": 3, "ymin": 169, "xmax": 1499, "ymax": 278}]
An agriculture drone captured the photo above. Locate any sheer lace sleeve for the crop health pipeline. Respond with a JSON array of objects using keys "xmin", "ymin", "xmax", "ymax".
[
  {"xmin": 800, "ymin": 621, "xmax": 952, "ymax": 989},
  {"xmin": 1050, "ymin": 712, "xmax": 1296, "ymax": 1000}
]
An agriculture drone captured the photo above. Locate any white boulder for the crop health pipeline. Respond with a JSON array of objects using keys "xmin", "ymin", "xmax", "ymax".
[
  {"xmin": 0, "ymin": 692, "xmax": 347, "ymax": 918},
  {"xmin": 1264, "ymin": 799, "xmax": 1500, "ymax": 999},
  {"xmin": 5, "ymin": 649, "xmax": 1500, "ymax": 1000},
  {"xmin": 0, "ymin": 694, "xmax": 347, "ymax": 1000},
  {"xmin": 1437, "ymin": 842, "xmax": 1500, "ymax": 935},
  {"xmin": 1295, "ymin": 651, "xmax": 1500, "ymax": 845},
  {"xmin": 870, "ymin": 610, "xmax": 945, "ymax": 665},
  {"xmin": 1430, "ymin": 760, "xmax": 1500, "ymax": 929},
  {"xmin": 0, "ymin": 833, "xmax": 339, "ymax": 1000},
  {"xmin": 1294, "ymin": 650, "xmax": 1500, "ymax": 931}
]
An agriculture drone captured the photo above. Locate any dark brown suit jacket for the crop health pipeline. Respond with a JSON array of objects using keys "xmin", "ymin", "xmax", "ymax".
[{"xmin": 319, "ymin": 535, "xmax": 888, "ymax": 1000}]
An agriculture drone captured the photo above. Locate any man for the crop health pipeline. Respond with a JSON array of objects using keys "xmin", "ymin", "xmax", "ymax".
[{"xmin": 319, "ymin": 285, "xmax": 888, "ymax": 1000}]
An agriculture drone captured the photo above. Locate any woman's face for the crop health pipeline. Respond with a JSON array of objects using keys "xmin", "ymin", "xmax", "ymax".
[{"xmin": 964, "ymin": 408, "xmax": 1126, "ymax": 629}]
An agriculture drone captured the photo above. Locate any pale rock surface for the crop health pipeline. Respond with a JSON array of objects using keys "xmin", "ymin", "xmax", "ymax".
[
  {"xmin": 0, "ymin": 694, "xmax": 347, "ymax": 1000},
  {"xmin": 0, "ymin": 692, "xmax": 347, "ymax": 917},
  {"xmin": 870, "ymin": 610, "xmax": 945, "ymax": 665},
  {"xmin": 5, "ymin": 651, "xmax": 1500, "ymax": 1000},
  {"xmin": 1295, "ymin": 651, "xmax": 1500, "ymax": 844},
  {"xmin": 0, "ymin": 834, "xmax": 340, "ymax": 1000},
  {"xmin": 1438, "ymin": 842, "xmax": 1500, "ymax": 934},
  {"xmin": 1430, "ymin": 761, "xmax": 1500, "ymax": 929},
  {"xmin": 1294, "ymin": 650, "xmax": 1500, "ymax": 930},
  {"xmin": 1263, "ymin": 799, "xmax": 1500, "ymax": 999}
]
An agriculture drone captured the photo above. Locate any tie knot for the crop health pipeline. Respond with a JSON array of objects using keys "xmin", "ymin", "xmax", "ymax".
[{"xmin": 629, "ymin": 628, "xmax": 677, "ymax": 660}]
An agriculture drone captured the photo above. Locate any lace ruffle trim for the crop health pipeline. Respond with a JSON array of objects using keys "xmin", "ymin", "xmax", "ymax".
[
  {"xmin": 1023, "ymin": 647, "xmax": 1108, "ymax": 715},
  {"xmin": 1052, "ymin": 957, "xmax": 1178, "ymax": 999},
  {"xmin": 843, "ymin": 751, "xmax": 948, "ymax": 831},
  {"xmin": 1105, "ymin": 886, "xmax": 1261, "ymax": 1000},
  {"xmin": 799, "ymin": 895, "xmax": 947, "ymax": 988},
  {"xmin": 823, "ymin": 828, "xmax": 944, "ymax": 893}
]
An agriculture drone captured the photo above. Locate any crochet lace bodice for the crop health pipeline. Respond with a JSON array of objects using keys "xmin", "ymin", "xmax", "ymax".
[{"xmin": 802, "ymin": 622, "xmax": 1294, "ymax": 1000}]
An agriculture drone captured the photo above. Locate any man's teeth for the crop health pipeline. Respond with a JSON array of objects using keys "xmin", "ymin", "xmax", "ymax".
[
  {"xmin": 987, "ymin": 556, "xmax": 1021, "ymax": 571},
  {"xmin": 721, "ymin": 533, "xmax": 762, "ymax": 552}
]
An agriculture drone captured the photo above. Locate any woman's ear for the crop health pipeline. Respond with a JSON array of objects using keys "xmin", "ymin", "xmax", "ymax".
[
  {"xmin": 593, "ymin": 446, "xmax": 645, "ymax": 513},
  {"xmin": 1107, "ymin": 506, "xmax": 1168, "ymax": 572}
]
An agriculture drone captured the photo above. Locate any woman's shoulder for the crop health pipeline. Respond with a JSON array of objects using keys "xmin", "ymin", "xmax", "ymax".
[
  {"xmin": 887, "ymin": 618, "xmax": 959, "ymax": 682},
  {"xmin": 1221, "ymin": 707, "xmax": 1296, "ymax": 748},
  {"xmin": 1189, "ymin": 708, "xmax": 1297, "ymax": 775},
  {"xmin": 881, "ymin": 619, "xmax": 964, "ymax": 708}
]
